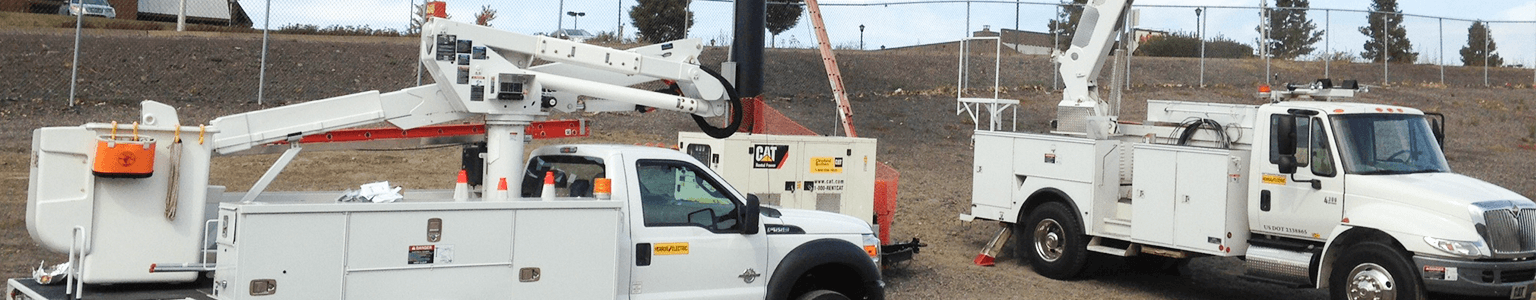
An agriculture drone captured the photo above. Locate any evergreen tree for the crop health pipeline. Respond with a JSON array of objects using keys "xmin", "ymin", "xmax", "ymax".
[
  {"xmin": 1257, "ymin": 0, "xmax": 1323, "ymax": 59},
  {"xmin": 1045, "ymin": 0, "xmax": 1087, "ymax": 51},
  {"xmin": 630, "ymin": 0, "xmax": 694, "ymax": 43},
  {"xmin": 1357, "ymin": 0, "xmax": 1417, "ymax": 63},
  {"xmin": 1460, "ymin": 21, "xmax": 1503, "ymax": 67},
  {"xmin": 765, "ymin": 0, "xmax": 803, "ymax": 48}
]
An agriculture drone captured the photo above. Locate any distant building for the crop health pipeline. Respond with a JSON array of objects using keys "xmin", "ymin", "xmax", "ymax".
[
  {"xmin": 136, "ymin": 0, "xmax": 251, "ymax": 26},
  {"xmin": 882, "ymin": 26, "xmax": 1056, "ymax": 55},
  {"xmin": 1, "ymin": 0, "xmax": 250, "ymax": 26}
]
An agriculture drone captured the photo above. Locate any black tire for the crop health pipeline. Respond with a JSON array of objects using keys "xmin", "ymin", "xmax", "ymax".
[
  {"xmin": 1016, "ymin": 201, "xmax": 1089, "ymax": 279},
  {"xmin": 796, "ymin": 290, "xmax": 850, "ymax": 300},
  {"xmin": 1329, "ymin": 242, "xmax": 1425, "ymax": 300}
]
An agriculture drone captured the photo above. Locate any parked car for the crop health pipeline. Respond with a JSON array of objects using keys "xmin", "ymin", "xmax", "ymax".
[
  {"xmin": 58, "ymin": 0, "xmax": 116, "ymax": 19},
  {"xmin": 554, "ymin": 29, "xmax": 595, "ymax": 42}
]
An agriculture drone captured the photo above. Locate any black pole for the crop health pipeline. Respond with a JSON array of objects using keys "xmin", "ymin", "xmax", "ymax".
[{"xmin": 731, "ymin": 0, "xmax": 765, "ymax": 97}]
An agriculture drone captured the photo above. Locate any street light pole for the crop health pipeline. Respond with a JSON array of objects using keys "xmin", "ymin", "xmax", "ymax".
[
  {"xmin": 568, "ymin": 11, "xmax": 586, "ymax": 30},
  {"xmin": 558, "ymin": 0, "xmax": 565, "ymax": 33},
  {"xmin": 859, "ymin": 24, "xmax": 865, "ymax": 50}
]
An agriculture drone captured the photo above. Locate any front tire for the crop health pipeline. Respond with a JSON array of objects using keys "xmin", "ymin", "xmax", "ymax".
[
  {"xmin": 796, "ymin": 289, "xmax": 850, "ymax": 300},
  {"xmin": 1329, "ymin": 241, "xmax": 1425, "ymax": 300},
  {"xmin": 1017, "ymin": 201, "xmax": 1089, "ymax": 279}
]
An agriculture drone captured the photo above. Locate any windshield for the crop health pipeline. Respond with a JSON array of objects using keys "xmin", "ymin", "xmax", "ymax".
[
  {"xmin": 1330, "ymin": 114, "xmax": 1449, "ymax": 175},
  {"xmin": 71, "ymin": 0, "xmax": 110, "ymax": 5}
]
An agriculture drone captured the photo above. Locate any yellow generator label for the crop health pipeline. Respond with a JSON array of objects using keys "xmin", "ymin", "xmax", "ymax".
[
  {"xmin": 1262, "ymin": 174, "xmax": 1287, "ymax": 185},
  {"xmin": 654, "ymin": 243, "xmax": 689, "ymax": 255},
  {"xmin": 809, "ymin": 157, "xmax": 843, "ymax": 174}
]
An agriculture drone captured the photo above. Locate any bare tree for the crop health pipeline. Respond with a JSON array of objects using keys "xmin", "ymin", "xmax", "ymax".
[{"xmin": 475, "ymin": 5, "xmax": 498, "ymax": 27}]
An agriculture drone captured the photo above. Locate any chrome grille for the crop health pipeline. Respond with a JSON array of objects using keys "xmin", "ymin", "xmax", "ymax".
[{"xmin": 1482, "ymin": 208, "xmax": 1536, "ymax": 254}]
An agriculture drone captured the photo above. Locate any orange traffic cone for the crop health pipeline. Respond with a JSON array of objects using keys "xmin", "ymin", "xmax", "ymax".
[
  {"xmin": 494, "ymin": 178, "xmax": 509, "ymax": 201},
  {"xmin": 974, "ymin": 226, "xmax": 1012, "ymax": 266},
  {"xmin": 540, "ymin": 171, "xmax": 556, "ymax": 201},
  {"xmin": 453, "ymin": 170, "xmax": 470, "ymax": 202}
]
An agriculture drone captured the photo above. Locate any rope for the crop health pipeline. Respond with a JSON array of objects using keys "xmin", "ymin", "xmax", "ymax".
[{"xmin": 165, "ymin": 125, "xmax": 182, "ymax": 220}]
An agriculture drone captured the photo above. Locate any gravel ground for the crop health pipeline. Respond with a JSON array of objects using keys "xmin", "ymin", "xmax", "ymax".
[{"xmin": 1, "ymin": 29, "xmax": 1533, "ymax": 299}]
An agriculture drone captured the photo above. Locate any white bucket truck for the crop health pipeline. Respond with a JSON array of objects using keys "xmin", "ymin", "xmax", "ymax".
[
  {"xmin": 961, "ymin": 0, "xmax": 1536, "ymax": 299},
  {"xmin": 9, "ymin": 17, "xmax": 882, "ymax": 300}
]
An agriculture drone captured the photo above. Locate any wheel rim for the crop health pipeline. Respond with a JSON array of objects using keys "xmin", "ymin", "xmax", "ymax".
[
  {"xmin": 1346, "ymin": 262, "xmax": 1397, "ymax": 300},
  {"xmin": 1033, "ymin": 218, "xmax": 1064, "ymax": 262}
]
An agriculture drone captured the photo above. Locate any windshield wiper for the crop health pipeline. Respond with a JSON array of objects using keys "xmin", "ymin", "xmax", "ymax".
[{"xmin": 1355, "ymin": 170, "xmax": 1411, "ymax": 175}]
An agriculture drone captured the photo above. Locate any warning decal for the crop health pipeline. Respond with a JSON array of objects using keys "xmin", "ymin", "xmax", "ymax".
[
  {"xmin": 809, "ymin": 157, "xmax": 843, "ymax": 174},
  {"xmin": 408, "ymin": 245, "xmax": 435, "ymax": 264},
  {"xmin": 1261, "ymin": 174, "xmax": 1287, "ymax": 185},
  {"xmin": 753, "ymin": 145, "xmax": 790, "ymax": 169},
  {"xmin": 654, "ymin": 242, "xmax": 690, "ymax": 255}
]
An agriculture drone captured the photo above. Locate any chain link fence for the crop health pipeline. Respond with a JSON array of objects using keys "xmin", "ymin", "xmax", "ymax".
[{"xmin": 8, "ymin": 0, "xmax": 1535, "ymax": 108}]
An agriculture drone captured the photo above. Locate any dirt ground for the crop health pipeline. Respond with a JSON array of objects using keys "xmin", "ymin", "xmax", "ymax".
[{"xmin": 2, "ymin": 28, "xmax": 1535, "ymax": 299}]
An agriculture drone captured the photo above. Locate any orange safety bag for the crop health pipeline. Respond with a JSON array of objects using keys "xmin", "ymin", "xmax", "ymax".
[{"xmin": 92, "ymin": 123, "xmax": 156, "ymax": 178}]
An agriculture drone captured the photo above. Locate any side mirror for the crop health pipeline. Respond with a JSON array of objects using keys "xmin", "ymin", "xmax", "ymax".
[
  {"xmin": 1425, "ymin": 112, "xmax": 1446, "ymax": 149},
  {"xmin": 741, "ymin": 195, "xmax": 760, "ymax": 235},
  {"xmin": 1275, "ymin": 116, "xmax": 1297, "ymax": 156},
  {"xmin": 1277, "ymin": 155, "xmax": 1299, "ymax": 174}
]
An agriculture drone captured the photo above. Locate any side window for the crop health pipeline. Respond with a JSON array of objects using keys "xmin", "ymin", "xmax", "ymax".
[
  {"xmin": 1309, "ymin": 117, "xmax": 1337, "ymax": 177},
  {"xmin": 636, "ymin": 160, "xmax": 742, "ymax": 232},
  {"xmin": 521, "ymin": 155, "xmax": 606, "ymax": 198},
  {"xmin": 1269, "ymin": 114, "xmax": 1310, "ymax": 166}
]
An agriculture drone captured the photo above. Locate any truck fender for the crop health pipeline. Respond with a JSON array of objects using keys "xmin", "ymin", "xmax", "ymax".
[
  {"xmin": 1315, "ymin": 225, "xmax": 1416, "ymax": 290},
  {"xmin": 766, "ymin": 238, "xmax": 883, "ymax": 300},
  {"xmin": 1016, "ymin": 188, "xmax": 1084, "ymax": 231}
]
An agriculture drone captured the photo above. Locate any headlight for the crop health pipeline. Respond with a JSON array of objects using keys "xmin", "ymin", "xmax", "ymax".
[
  {"xmin": 861, "ymin": 233, "xmax": 880, "ymax": 264},
  {"xmin": 1424, "ymin": 236, "xmax": 1482, "ymax": 257}
]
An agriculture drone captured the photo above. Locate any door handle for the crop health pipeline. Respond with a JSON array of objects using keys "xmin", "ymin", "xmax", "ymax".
[
  {"xmin": 1260, "ymin": 190, "xmax": 1271, "ymax": 212},
  {"xmin": 635, "ymin": 243, "xmax": 652, "ymax": 266}
]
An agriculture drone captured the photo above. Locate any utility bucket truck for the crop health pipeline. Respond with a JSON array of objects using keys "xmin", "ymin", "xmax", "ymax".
[
  {"xmin": 8, "ymin": 17, "xmax": 883, "ymax": 300},
  {"xmin": 962, "ymin": 0, "xmax": 1536, "ymax": 299}
]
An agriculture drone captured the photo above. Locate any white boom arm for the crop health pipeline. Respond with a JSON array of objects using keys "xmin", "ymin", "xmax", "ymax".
[
  {"xmin": 208, "ymin": 18, "xmax": 739, "ymax": 200},
  {"xmin": 1055, "ymin": 0, "xmax": 1132, "ymax": 134},
  {"xmin": 209, "ymin": 18, "xmax": 733, "ymax": 155}
]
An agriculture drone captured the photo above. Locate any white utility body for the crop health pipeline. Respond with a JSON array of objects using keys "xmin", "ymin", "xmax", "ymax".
[
  {"xmin": 963, "ymin": 0, "xmax": 1536, "ymax": 299},
  {"xmin": 10, "ymin": 18, "xmax": 883, "ymax": 300}
]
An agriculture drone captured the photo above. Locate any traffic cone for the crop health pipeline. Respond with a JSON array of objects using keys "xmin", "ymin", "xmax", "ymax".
[
  {"xmin": 540, "ymin": 171, "xmax": 556, "ymax": 201},
  {"xmin": 494, "ymin": 177, "xmax": 509, "ymax": 201},
  {"xmin": 453, "ymin": 170, "xmax": 470, "ymax": 202},
  {"xmin": 974, "ymin": 226, "xmax": 1013, "ymax": 266}
]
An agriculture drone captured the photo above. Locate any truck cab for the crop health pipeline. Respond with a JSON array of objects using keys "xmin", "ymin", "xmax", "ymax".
[
  {"xmin": 1253, "ymin": 101, "xmax": 1536, "ymax": 299},
  {"xmin": 527, "ymin": 145, "xmax": 883, "ymax": 300}
]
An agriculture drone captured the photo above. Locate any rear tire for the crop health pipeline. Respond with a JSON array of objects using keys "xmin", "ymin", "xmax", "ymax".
[
  {"xmin": 1329, "ymin": 241, "xmax": 1425, "ymax": 300},
  {"xmin": 1017, "ymin": 201, "xmax": 1089, "ymax": 279},
  {"xmin": 796, "ymin": 289, "xmax": 850, "ymax": 300}
]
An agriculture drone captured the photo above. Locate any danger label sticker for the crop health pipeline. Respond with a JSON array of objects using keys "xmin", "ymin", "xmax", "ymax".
[
  {"xmin": 654, "ymin": 242, "xmax": 689, "ymax": 255},
  {"xmin": 809, "ymin": 157, "xmax": 842, "ymax": 174},
  {"xmin": 408, "ymin": 245, "xmax": 435, "ymax": 264}
]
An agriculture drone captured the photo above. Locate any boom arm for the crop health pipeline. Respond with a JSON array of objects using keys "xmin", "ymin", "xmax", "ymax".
[
  {"xmin": 209, "ymin": 18, "xmax": 736, "ymax": 154},
  {"xmin": 1055, "ymin": 0, "xmax": 1132, "ymax": 134}
]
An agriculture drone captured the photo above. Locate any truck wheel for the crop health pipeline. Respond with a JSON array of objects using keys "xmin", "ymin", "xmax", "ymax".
[
  {"xmin": 796, "ymin": 290, "xmax": 850, "ymax": 300},
  {"xmin": 1019, "ymin": 201, "xmax": 1089, "ymax": 279},
  {"xmin": 1329, "ymin": 242, "xmax": 1425, "ymax": 300}
]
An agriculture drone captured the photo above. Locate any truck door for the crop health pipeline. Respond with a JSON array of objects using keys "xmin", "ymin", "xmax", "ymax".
[
  {"xmin": 628, "ymin": 159, "xmax": 768, "ymax": 299},
  {"xmin": 1255, "ymin": 115, "xmax": 1346, "ymax": 241}
]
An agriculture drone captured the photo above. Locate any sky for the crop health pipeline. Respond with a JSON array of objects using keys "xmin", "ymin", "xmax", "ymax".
[{"xmin": 248, "ymin": 0, "xmax": 1536, "ymax": 66}]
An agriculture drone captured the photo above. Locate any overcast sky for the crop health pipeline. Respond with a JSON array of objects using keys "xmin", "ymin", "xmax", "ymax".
[{"xmin": 251, "ymin": 0, "xmax": 1536, "ymax": 65}]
